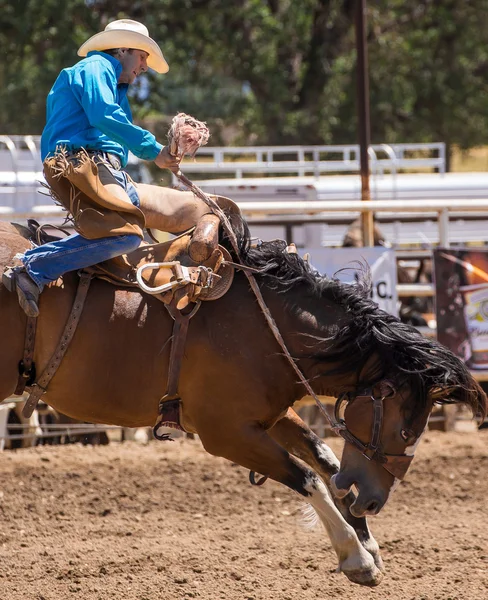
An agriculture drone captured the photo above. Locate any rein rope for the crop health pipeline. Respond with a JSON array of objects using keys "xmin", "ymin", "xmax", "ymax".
[{"xmin": 175, "ymin": 171, "xmax": 338, "ymax": 431}]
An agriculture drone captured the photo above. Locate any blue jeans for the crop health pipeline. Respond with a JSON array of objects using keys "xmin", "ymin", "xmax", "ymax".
[{"xmin": 22, "ymin": 163, "xmax": 141, "ymax": 291}]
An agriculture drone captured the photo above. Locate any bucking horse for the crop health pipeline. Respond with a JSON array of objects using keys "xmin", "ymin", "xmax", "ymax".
[{"xmin": 0, "ymin": 200, "xmax": 485, "ymax": 587}]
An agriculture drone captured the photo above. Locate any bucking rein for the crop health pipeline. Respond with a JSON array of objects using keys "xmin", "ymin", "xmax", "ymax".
[{"xmin": 12, "ymin": 115, "xmax": 410, "ymax": 486}]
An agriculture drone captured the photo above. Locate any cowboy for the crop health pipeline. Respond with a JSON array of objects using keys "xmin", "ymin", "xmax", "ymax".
[{"xmin": 6, "ymin": 19, "xmax": 205, "ymax": 318}]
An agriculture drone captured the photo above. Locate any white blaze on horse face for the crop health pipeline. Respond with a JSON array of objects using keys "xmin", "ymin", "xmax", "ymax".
[
  {"xmin": 386, "ymin": 423, "xmax": 429, "ymax": 497},
  {"xmin": 387, "ymin": 477, "xmax": 402, "ymax": 496},
  {"xmin": 405, "ymin": 423, "xmax": 428, "ymax": 456}
]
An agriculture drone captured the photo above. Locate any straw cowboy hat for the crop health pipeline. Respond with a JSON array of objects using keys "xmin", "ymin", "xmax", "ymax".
[{"xmin": 78, "ymin": 19, "xmax": 169, "ymax": 73}]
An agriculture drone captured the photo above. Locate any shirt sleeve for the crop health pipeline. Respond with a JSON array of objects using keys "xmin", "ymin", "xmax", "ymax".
[{"xmin": 73, "ymin": 59, "xmax": 163, "ymax": 161}]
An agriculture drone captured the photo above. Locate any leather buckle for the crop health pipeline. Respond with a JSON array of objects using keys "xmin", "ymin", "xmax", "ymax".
[{"xmin": 194, "ymin": 267, "xmax": 221, "ymax": 289}]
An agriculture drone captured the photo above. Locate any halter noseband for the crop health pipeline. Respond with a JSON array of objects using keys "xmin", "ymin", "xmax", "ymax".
[{"xmin": 333, "ymin": 379, "xmax": 414, "ymax": 480}]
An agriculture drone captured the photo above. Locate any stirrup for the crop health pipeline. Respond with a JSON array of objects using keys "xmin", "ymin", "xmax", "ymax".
[{"xmin": 136, "ymin": 261, "xmax": 220, "ymax": 296}]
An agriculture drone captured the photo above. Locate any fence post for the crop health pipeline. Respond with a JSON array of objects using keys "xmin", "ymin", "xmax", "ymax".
[
  {"xmin": 440, "ymin": 405, "xmax": 458, "ymax": 431},
  {"xmin": 438, "ymin": 208, "xmax": 450, "ymax": 247}
]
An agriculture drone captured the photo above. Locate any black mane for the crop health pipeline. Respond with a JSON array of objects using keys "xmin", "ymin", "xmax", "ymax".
[
  {"xmin": 222, "ymin": 209, "xmax": 330, "ymax": 291},
  {"xmin": 222, "ymin": 211, "xmax": 487, "ymax": 423}
]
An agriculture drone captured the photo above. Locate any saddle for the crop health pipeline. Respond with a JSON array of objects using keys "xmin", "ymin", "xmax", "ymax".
[
  {"xmin": 24, "ymin": 205, "xmax": 235, "ymax": 310},
  {"xmin": 11, "ymin": 210, "xmax": 237, "ymax": 430},
  {"xmin": 9, "ymin": 148, "xmax": 243, "ymax": 435},
  {"xmin": 86, "ymin": 221, "xmax": 234, "ymax": 309}
]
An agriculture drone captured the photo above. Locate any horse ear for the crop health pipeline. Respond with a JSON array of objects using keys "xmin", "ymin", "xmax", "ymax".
[
  {"xmin": 286, "ymin": 243, "xmax": 297, "ymax": 254},
  {"xmin": 303, "ymin": 253, "xmax": 311, "ymax": 263}
]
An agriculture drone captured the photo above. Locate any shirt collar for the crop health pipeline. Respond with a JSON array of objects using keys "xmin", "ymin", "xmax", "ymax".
[{"xmin": 87, "ymin": 51, "xmax": 123, "ymax": 78}]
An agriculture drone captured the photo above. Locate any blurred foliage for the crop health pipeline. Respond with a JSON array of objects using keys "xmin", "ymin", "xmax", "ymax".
[
  {"xmin": 0, "ymin": 0, "xmax": 99, "ymax": 134},
  {"xmin": 1, "ymin": 0, "xmax": 488, "ymax": 158},
  {"xmin": 365, "ymin": 1, "xmax": 488, "ymax": 156}
]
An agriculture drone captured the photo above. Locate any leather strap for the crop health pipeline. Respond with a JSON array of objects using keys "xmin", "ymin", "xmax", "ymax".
[
  {"xmin": 166, "ymin": 306, "xmax": 191, "ymax": 398},
  {"xmin": 370, "ymin": 395, "xmax": 384, "ymax": 451},
  {"xmin": 14, "ymin": 316, "xmax": 37, "ymax": 395},
  {"xmin": 383, "ymin": 454, "xmax": 414, "ymax": 480},
  {"xmin": 153, "ymin": 300, "xmax": 201, "ymax": 439},
  {"xmin": 162, "ymin": 300, "xmax": 201, "ymax": 399},
  {"xmin": 22, "ymin": 272, "xmax": 92, "ymax": 418},
  {"xmin": 333, "ymin": 382, "xmax": 416, "ymax": 480}
]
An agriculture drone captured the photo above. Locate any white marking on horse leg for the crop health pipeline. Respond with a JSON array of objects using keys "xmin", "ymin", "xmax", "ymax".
[
  {"xmin": 303, "ymin": 475, "xmax": 381, "ymax": 585},
  {"xmin": 303, "ymin": 475, "xmax": 365, "ymax": 559},
  {"xmin": 315, "ymin": 441, "xmax": 340, "ymax": 470},
  {"xmin": 299, "ymin": 503, "xmax": 322, "ymax": 531},
  {"xmin": 308, "ymin": 441, "xmax": 384, "ymax": 571}
]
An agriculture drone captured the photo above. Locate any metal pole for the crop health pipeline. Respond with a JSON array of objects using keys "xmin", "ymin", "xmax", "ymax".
[
  {"xmin": 355, "ymin": 0, "xmax": 374, "ymax": 246},
  {"xmin": 438, "ymin": 207, "xmax": 450, "ymax": 247}
]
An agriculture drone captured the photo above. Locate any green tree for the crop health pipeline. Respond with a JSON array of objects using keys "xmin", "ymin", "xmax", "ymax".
[
  {"xmin": 87, "ymin": 0, "xmax": 357, "ymax": 144},
  {"xmin": 333, "ymin": 1, "xmax": 488, "ymax": 167},
  {"xmin": 3, "ymin": 0, "xmax": 488, "ymax": 162},
  {"xmin": 0, "ymin": 0, "xmax": 97, "ymax": 133}
]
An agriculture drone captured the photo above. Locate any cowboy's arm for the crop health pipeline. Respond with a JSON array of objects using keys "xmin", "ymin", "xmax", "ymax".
[{"xmin": 74, "ymin": 61, "xmax": 171, "ymax": 165}]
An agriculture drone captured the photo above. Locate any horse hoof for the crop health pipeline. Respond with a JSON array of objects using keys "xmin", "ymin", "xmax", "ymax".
[
  {"xmin": 360, "ymin": 538, "xmax": 385, "ymax": 572},
  {"xmin": 342, "ymin": 564, "xmax": 383, "ymax": 587},
  {"xmin": 373, "ymin": 553, "xmax": 385, "ymax": 572}
]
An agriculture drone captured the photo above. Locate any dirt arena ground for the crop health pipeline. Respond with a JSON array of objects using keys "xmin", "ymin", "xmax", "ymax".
[{"xmin": 0, "ymin": 429, "xmax": 487, "ymax": 600}]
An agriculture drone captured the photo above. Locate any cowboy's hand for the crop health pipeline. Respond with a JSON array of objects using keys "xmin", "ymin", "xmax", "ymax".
[{"xmin": 154, "ymin": 145, "xmax": 181, "ymax": 174}]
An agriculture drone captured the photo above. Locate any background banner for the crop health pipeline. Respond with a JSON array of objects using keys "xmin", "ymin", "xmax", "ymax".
[
  {"xmin": 302, "ymin": 247, "xmax": 398, "ymax": 316},
  {"xmin": 434, "ymin": 248, "xmax": 488, "ymax": 369}
]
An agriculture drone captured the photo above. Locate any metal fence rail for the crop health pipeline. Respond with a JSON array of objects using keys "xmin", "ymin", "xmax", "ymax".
[
  {"xmin": 233, "ymin": 197, "xmax": 488, "ymax": 247},
  {"xmin": 0, "ymin": 138, "xmax": 445, "ymax": 178},
  {"xmin": 0, "ymin": 137, "xmax": 446, "ymax": 211},
  {"xmin": 173, "ymin": 142, "xmax": 446, "ymax": 179},
  {"xmin": 3, "ymin": 423, "xmax": 119, "ymax": 443}
]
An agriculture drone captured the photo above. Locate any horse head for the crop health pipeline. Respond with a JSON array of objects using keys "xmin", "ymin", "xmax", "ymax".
[
  {"xmin": 329, "ymin": 336, "xmax": 486, "ymax": 518},
  {"xmin": 244, "ymin": 238, "xmax": 486, "ymax": 517},
  {"xmin": 229, "ymin": 223, "xmax": 487, "ymax": 519}
]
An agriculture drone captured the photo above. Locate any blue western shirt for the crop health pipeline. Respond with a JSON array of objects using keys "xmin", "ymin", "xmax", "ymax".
[{"xmin": 41, "ymin": 51, "xmax": 163, "ymax": 167}]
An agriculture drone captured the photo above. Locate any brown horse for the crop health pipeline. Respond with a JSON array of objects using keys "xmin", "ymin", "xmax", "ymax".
[{"xmin": 0, "ymin": 217, "xmax": 485, "ymax": 585}]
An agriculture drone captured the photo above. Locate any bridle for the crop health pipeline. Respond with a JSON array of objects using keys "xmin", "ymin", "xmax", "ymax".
[
  {"xmin": 174, "ymin": 170, "xmax": 417, "ymax": 483},
  {"xmin": 333, "ymin": 379, "xmax": 415, "ymax": 480}
]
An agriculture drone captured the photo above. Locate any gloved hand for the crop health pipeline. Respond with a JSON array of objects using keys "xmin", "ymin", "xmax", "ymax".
[{"xmin": 154, "ymin": 145, "xmax": 181, "ymax": 174}]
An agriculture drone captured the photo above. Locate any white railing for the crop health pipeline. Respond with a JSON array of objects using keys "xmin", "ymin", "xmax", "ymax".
[
  {"xmin": 172, "ymin": 143, "xmax": 445, "ymax": 179},
  {"xmin": 236, "ymin": 197, "xmax": 488, "ymax": 246},
  {"xmin": 5, "ymin": 196, "xmax": 488, "ymax": 247},
  {"xmin": 0, "ymin": 135, "xmax": 44, "ymax": 214},
  {"xmin": 0, "ymin": 137, "xmax": 445, "ymax": 190}
]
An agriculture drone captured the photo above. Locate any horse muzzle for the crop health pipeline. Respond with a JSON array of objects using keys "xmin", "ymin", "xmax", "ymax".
[
  {"xmin": 349, "ymin": 491, "xmax": 386, "ymax": 517},
  {"xmin": 330, "ymin": 472, "xmax": 354, "ymax": 499}
]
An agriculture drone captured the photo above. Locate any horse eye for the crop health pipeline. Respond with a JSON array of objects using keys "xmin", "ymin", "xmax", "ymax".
[{"xmin": 401, "ymin": 429, "xmax": 416, "ymax": 443}]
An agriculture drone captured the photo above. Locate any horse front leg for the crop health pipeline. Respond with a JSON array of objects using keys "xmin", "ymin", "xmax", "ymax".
[
  {"xmin": 268, "ymin": 408, "xmax": 384, "ymax": 571},
  {"xmin": 197, "ymin": 421, "xmax": 382, "ymax": 587}
]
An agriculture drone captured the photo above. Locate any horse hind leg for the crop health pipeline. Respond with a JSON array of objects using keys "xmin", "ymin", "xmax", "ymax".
[
  {"xmin": 197, "ymin": 421, "xmax": 382, "ymax": 587},
  {"xmin": 268, "ymin": 408, "xmax": 384, "ymax": 571}
]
